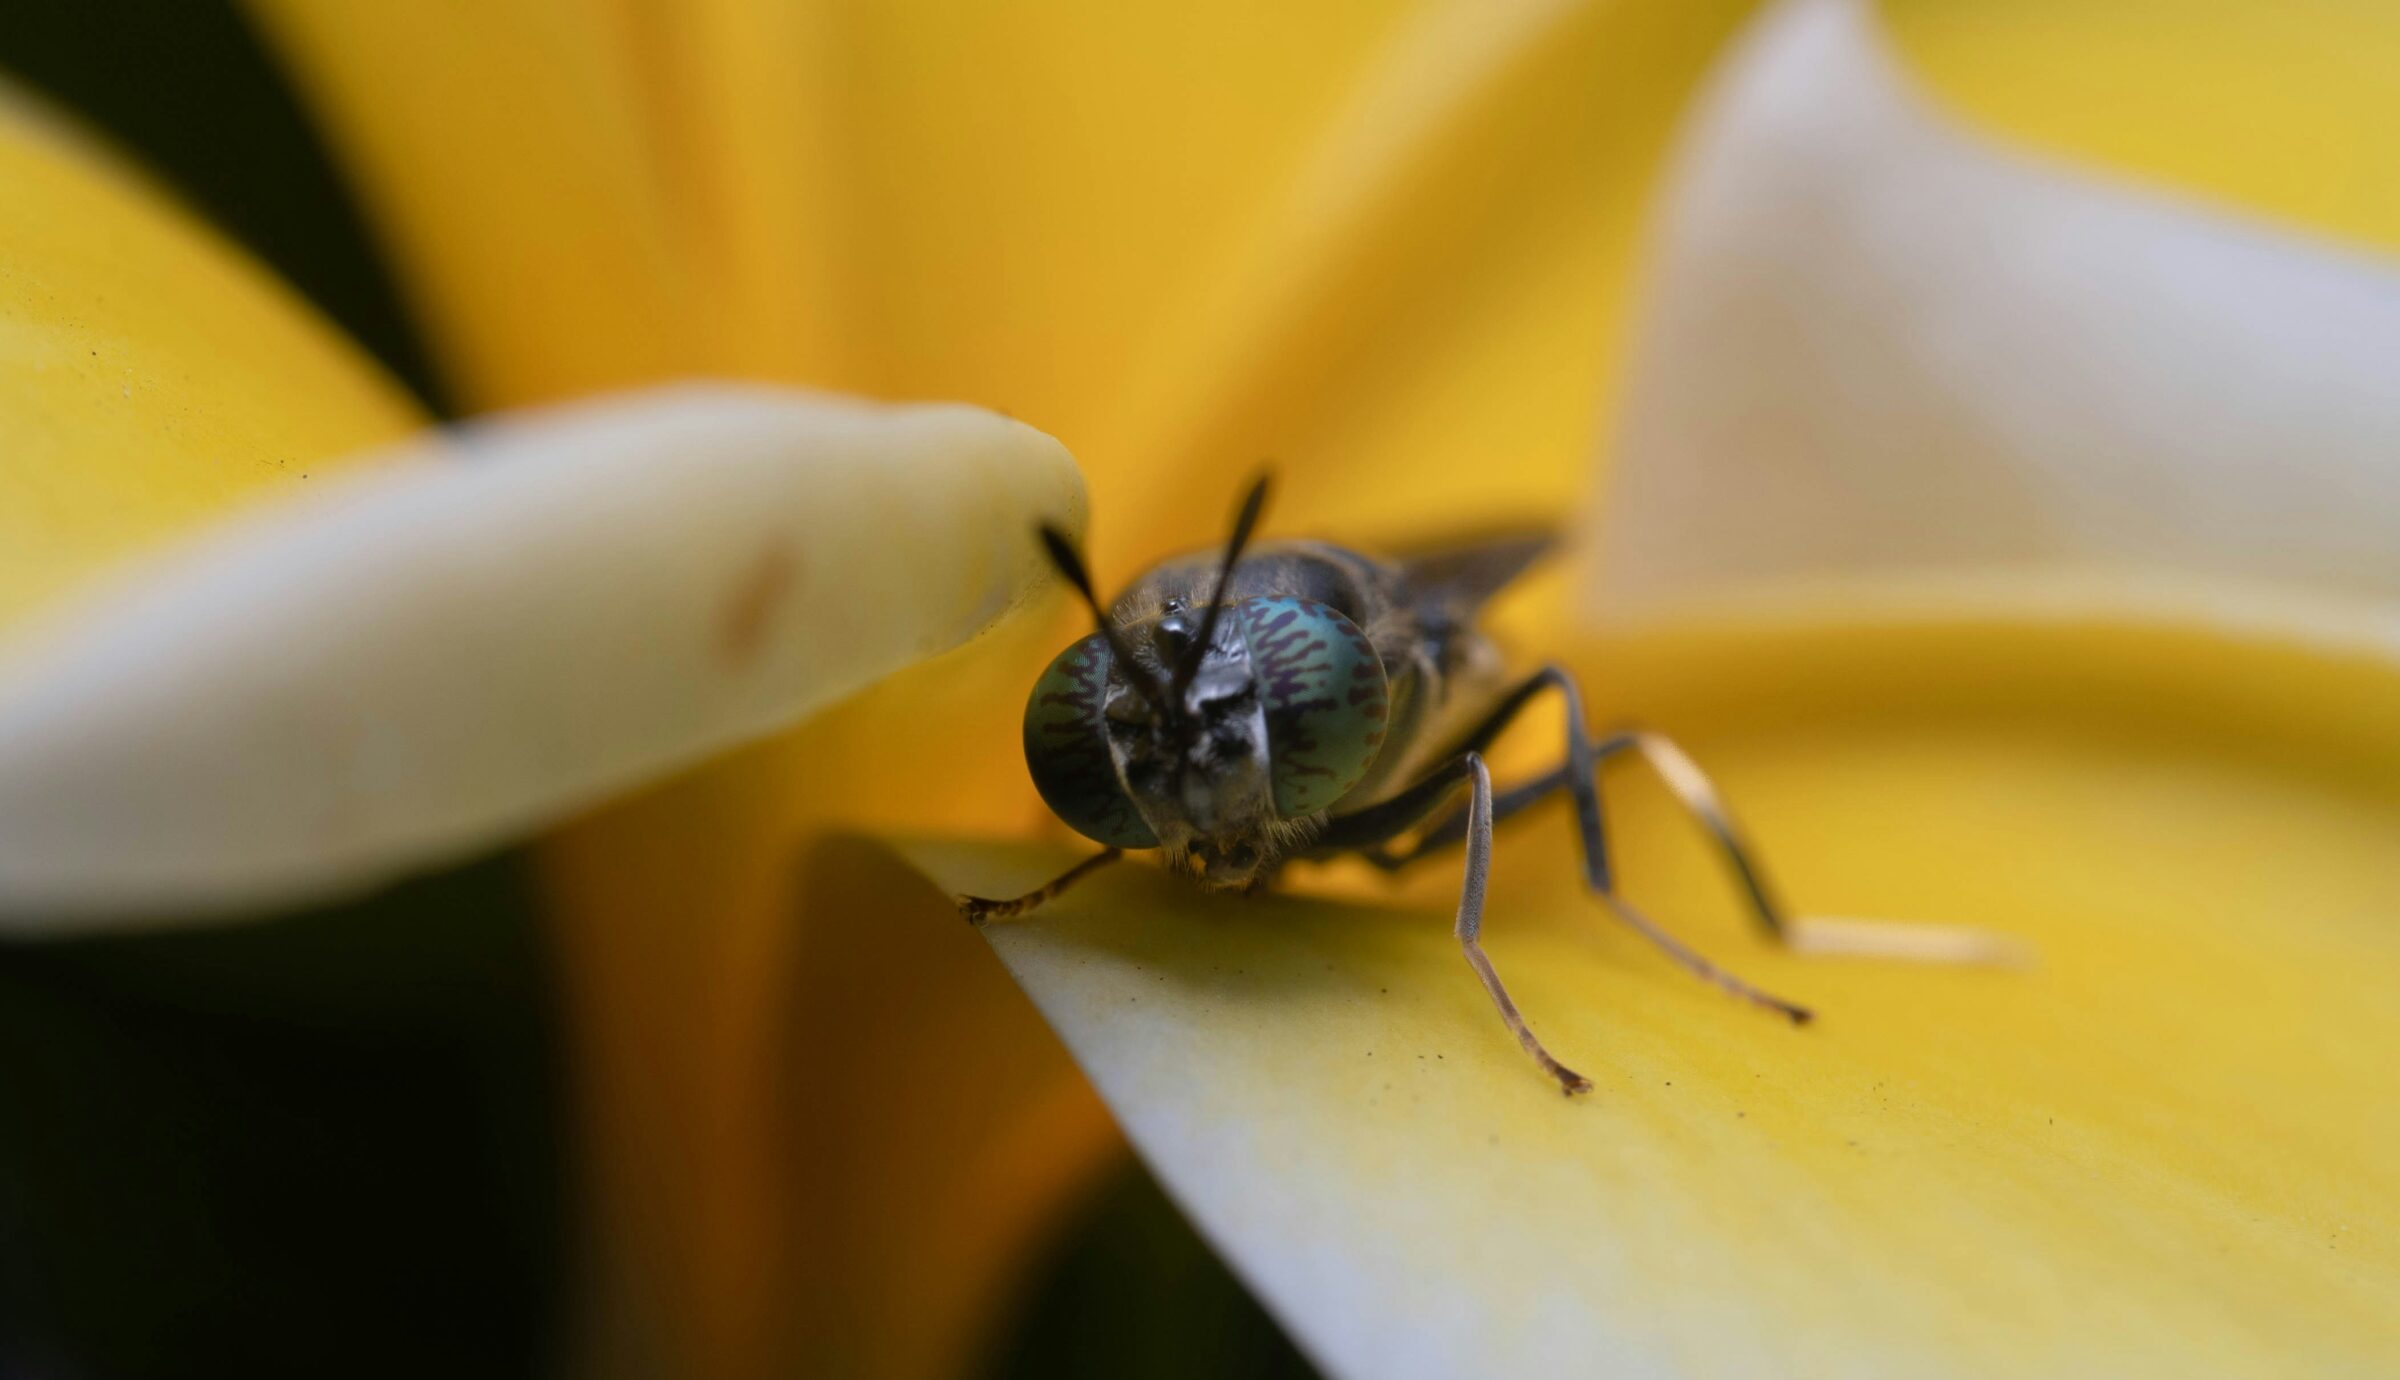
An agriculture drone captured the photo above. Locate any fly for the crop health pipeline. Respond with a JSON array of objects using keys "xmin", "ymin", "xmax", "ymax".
[{"xmin": 957, "ymin": 474, "xmax": 1823, "ymax": 1096}]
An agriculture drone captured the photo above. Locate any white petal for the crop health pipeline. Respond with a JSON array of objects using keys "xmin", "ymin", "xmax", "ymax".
[
  {"xmin": 1586, "ymin": 0, "xmax": 2400, "ymax": 653},
  {"xmin": 0, "ymin": 385, "xmax": 1080, "ymax": 927}
]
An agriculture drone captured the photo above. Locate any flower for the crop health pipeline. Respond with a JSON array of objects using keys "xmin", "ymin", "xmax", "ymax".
[
  {"xmin": 3, "ymin": 0, "xmax": 2398, "ymax": 1377},
  {"xmin": 923, "ymin": 4, "xmax": 2400, "ymax": 1373},
  {"xmin": 243, "ymin": 1, "xmax": 1776, "ymax": 1373}
]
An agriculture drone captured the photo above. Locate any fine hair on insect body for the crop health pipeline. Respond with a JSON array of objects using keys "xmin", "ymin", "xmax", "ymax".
[{"xmin": 959, "ymin": 473, "xmax": 1887, "ymax": 1095}]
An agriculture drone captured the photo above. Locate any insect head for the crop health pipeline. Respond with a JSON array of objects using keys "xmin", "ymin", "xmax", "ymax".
[{"xmin": 1021, "ymin": 480, "xmax": 1390, "ymax": 886}]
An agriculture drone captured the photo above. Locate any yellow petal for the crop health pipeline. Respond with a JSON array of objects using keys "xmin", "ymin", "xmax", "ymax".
[
  {"xmin": 241, "ymin": 0, "xmax": 1455, "ymax": 418},
  {"xmin": 243, "ymin": 0, "xmax": 705, "ymax": 405},
  {"xmin": 539, "ymin": 832, "xmax": 1119, "ymax": 1380},
  {"xmin": 908, "ymin": 616, "xmax": 2400, "ymax": 1377},
  {"xmin": 1887, "ymin": 0, "xmax": 2400, "ymax": 256},
  {"xmin": 246, "ymin": 7, "xmax": 1774, "ymax": 1372},
  {"xmin": 906, "ymin": 3, "xmax": 2400, "ymax": 1370},
  {"xmin": 0, "ymin": 83, "xmax": 418, "ymax": 635},
  {"xmin": 0, "ymin": 387, "xmax": 1076, "ymax": 924},
  {"xmin": 253, "ymin": 3, "xmax": 2400, "ymax": 1376},
  {"xmin": 1097, "ymin": 0, "xmax": 1758, "ymax": 556},
  {"xmin": 246, "ymin": 1, "xmax": 1759, "ymax": 555}
]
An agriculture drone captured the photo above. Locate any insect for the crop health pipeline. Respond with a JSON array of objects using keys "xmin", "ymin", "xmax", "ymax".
[{"xmin": 956, "ymin": 474, "xmax": 1818, "ymax": 1095}]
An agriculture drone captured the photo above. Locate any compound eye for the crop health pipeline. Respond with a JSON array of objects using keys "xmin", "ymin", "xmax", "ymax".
[
  {"xmin": 1022, "ymin": 634, "xmax": 1159, "ymax": 848},
  {"xmin": 1234, "ymin": 597, "xmax": 1389, "ymax": 818}
]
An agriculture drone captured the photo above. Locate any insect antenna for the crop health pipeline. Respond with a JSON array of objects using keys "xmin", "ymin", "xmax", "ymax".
[
  {"xmin": 1169, "ymin": 471, "xmax": 1273, "ymax": 705},
  {"xmin": 1037, "ymin": 524, "xmax": 1174, "ymax": 713}
]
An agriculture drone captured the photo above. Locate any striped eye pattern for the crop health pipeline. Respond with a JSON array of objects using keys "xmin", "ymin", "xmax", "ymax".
[
  {"xmin": 1022, "ymin": 634, "xmax": 1158, "ymax": 848},
  {"xmin": 1235, "ymin": 597, "xmax": 1389, "ymax": 817}
]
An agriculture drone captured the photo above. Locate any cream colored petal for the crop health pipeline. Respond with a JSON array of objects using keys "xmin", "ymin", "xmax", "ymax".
[
  {"xmin": 1587, "ymin": 0, "xmax": 2400, "ymax": 652},
  {"xmin": 0, "ymin": 386, "xmax": 1078, "ymax": 925}
]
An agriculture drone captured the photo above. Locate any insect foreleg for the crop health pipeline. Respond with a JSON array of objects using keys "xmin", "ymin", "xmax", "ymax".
[
  {"xmin": 1394, "ymin": 753, "xmax": 1594, "ymax": 1095},
  {"xmin": 1341, "ymin": 665, "xmax": 1618, "ymax": 884},
  {"xmin": 955, "ymin": 847, "xmax": 1123, "ymax": 925},
  {"xmin": 1453, "ymin": 754, "xmax": 1593, "ymax": 1096},
  {"xmin": 1357, "ymin": 764, "xmax": 1568, "ymax": 871},
  {"xmin": 1314, "ymin": 667, "xmax": 1589, "ymax": 858}
]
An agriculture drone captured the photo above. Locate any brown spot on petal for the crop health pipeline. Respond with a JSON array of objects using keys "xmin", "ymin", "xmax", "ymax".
[{"xmin": 719, "ymin": 538, "xmax": 797, "ymax": 670}]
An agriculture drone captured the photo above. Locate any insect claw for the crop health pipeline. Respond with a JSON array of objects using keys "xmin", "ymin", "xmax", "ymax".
[
  {"xmin": 953, "ymin": 895, "xmax": 1000, "ymax": 925},
  {"xmin": 1555, "ymin": 1066, "xmax": 1594, "ymax": 1097}
]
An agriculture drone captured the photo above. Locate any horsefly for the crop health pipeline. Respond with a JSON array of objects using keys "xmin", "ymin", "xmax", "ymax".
[{"xmin": 956, "ymin": 474, "xmax": 1978, "ymax": 1094}]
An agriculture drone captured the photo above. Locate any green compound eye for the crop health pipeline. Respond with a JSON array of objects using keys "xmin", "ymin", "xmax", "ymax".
[
  {"xmin": 1235, "ymin": 597, "xmax": 1390, "ymax": 818},
  {"xmin": 1022, "ymin": 634, "xmax": 1159, "ymax": 848}
]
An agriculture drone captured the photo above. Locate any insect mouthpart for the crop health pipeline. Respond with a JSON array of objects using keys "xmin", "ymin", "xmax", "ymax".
[{"xmin": 1179, "ymin": 836, "xmax": 1267, "ymax": 890}]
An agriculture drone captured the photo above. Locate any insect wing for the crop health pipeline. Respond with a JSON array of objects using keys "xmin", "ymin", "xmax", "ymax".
[{"xmin": 1392, "ymin": 529, "xmax": 1557, "ymax": 624}]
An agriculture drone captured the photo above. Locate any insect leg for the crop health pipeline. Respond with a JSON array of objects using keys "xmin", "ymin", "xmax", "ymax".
[
  {"xmin": 1595, "ymin": 729, "xmax": 1796, "ymax": 942},
  {"xmin": 1449, "ymin": 758, "xmax": 1603, "ymax": 1104},
  {"xmin": 1610, "ymin": 728, "xmax": 2025, "ymax": 967},
  {"xmin": 1525, "ymin": 668, "xmax": 1814, "ymax": 1020},
  {"xmin": 1357, "ymin": 765, "xmax": 1566, "ymax": 871},
  {"xmin": 1451, "ymin": 754, "xmax": 1592, "ymax": 1096},
  {"xmin": 1312, "ymin": 752, "xmax": 1589, "ymax": 1093},
  {"xmin": 1338, "ymin": 667, "xmax": 1589, "ymax": 874},
  {"xmin": 1345, "ymin": 665, "xmax": 1812, "ymax": 1023},
  {"xmin": 955, "ymin": 847, "xmax": 1123, "ymax": 925},
  {"xmin": 1326, "ymin": 669, "xmax": 1581, "ymax": 866},
  {"xmin": 1378, "ymin": 711, "xmax": 2014, "ymax": 969}
]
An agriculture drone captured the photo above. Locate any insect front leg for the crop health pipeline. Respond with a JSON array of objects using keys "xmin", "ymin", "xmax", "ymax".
[
  {"xmin": 1357, "ymin": 765, "xmax": 1567, "ymax": 872},
  {"xmin": 1319, "ymin": 753, "xmax": 1592, "ymax": 1095},
  {"xmin": 955, "ymin": 847, "xmax": 1123, "ymax": 925},
  {"xmin": 1450, "ymin": 754, "xmax": 1595, "ymax": 1095}
]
